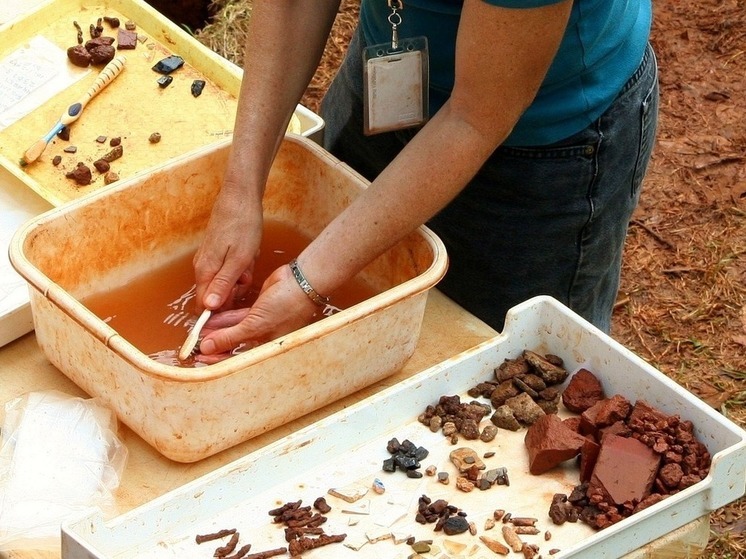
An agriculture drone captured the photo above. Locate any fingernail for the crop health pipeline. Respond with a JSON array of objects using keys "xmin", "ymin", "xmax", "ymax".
[
  {"xmin": 201, "ymin": 339, "xmax": 216, "ymax": 354},
  {"xmin": 206, "ymin": 294, "xmax": 221, "ymax": 308}
]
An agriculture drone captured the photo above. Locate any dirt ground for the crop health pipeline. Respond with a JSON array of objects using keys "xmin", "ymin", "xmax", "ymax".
[{"xmin": 195, "ymin": 0, "xmax": 745, "ymax": 556}]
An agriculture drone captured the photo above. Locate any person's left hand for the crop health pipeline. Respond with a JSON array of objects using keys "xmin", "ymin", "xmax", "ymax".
[{"xmin": 194, "ymin": 263, "xmax": 318, "ymax": 363}]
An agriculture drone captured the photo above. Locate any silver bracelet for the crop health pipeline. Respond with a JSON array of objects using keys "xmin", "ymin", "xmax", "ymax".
[{"xmin": 288, "ymin": 259, "xmax": 330, "ymax": 307}]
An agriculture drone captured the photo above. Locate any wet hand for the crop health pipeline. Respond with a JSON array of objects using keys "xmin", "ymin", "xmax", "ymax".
[{"xmin": 195, "ymin": 264, "xmax": 318, "ymax": 361}]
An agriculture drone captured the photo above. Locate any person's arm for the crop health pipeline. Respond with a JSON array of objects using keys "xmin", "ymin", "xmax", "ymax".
[
  {"xmin": 198, "ymin": 0, "xmax": 573, "ymax": 356},
  {"xmin": 193, "ymin": 0, "xmax": 341, "ymax": 313}
]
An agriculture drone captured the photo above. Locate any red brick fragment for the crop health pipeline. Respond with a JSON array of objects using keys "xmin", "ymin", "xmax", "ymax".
[
  {"xmin": 588, "ymin": 434, "xmax": 661, "ymax": 505},
  {"xmin": 117, "ymin": 28, "xmax": 138, "ymax": 49},
  {"xmin": 562, "ymin": 368, "xmax": 605, "ymax": 413},
  {"xmin": 578, "ymin": 437, "xmax": 600, "ymax": 483},
  {"xmin": 524, "ymin": 414, "xmax": 587, "ymax": 475}
]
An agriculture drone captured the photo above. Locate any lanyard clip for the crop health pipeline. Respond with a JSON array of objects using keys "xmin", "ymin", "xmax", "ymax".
[{"xmin": 387, "ymin": 0, "xmax": 403, "ymax": 50}]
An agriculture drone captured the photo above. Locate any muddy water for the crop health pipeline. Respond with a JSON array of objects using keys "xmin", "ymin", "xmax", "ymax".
[{"xmin": 83, "ymin": 220, "xmax": 379, "ymax": 366}]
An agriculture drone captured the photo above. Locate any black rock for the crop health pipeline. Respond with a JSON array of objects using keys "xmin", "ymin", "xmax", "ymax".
[
  {"xmin": 191, "ymin": 79, "xmax": 206, "ymax": 97},
  {"xmin": 157, "ymin": 75, "xmax": 173, "ymax": 88},
  {"xmin": 442, "ymin": 515, "xmax": 470, "ymax": 535},
  {"xmin": 152, "ymin": 55, "xmax": 184, "ymax": 74}
]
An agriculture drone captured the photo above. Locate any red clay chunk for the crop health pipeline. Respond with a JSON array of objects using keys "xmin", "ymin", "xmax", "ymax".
[
  {"xmin": 579, "ymin": 437, "xmax": 600, "ymax": 483},
  {"xmin": 117, "ymin": 28, "xmax": 138, "ymax": 49},
  {"xmin": 524, "ymin": 414, "xmax": 587, "ymax": 475},
  {"xmin": 562, "ymin": 368, "xmax": 605, "ymax": 413},
  {"xmin": 588, "ymin": 434, "xmax": 661, "ymax": 505},
  {"xmin": 594, "ymin": 394, "xmax": 632, "ymax": 427}
]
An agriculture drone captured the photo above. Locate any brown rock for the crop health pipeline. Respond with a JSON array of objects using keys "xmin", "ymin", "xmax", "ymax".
[
  {"xmin": 524, "ymin": 414, "xmax": 587, "ymax": 475},
  {"xmin": 588, "ymin": 434, "xmax": 661, "ymax": 505},
  {"xmin": 450, "ymin": 447, "xmax": 485, "ymax": 472},
  {"xmin": 67, "ymin": 44, "xmax": 91, "ymax": 67},
  {"xmin": 523, "ymin": 350, "xmax": 569, "ymax": 385},
  {"xmin": 505, "ymin": 392, "xmax": 545, "ymax": 426},
  {"xmin": 65, "ymin": 162, "xmax": 92, "ymax": 186},
  {"xmin": 93, "ymin": 159, "xmax": 110, "ymax": 173},
  {"xmin": 490, "ymin": 380, "xmax": 520, "ymax": 408},
  {"xmin": 495, "ymin": 356, "xmax": 530, "ymax": 382},
  {"xmin": 491, "ymin": 405, "xmax": 521, "ymax": 431},
  {"xmin": 89, "ymin": 44, "xmax": 116, "ymax": 65},
  {"xmin": 562, "ymin": 368, "xmax": 605, "ymax": 413},
  {"xmin": 85, "ymin": 36, "xmax": 115, "ymax": 50}
]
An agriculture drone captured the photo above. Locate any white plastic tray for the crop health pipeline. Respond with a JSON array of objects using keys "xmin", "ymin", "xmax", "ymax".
[
  {"xmin": 61, "ymin": 296, "xmax": 746, "ymax": 559},
  {"xmin": 0, "ymin": 166, "xmax": 50, "ymax": 347}
]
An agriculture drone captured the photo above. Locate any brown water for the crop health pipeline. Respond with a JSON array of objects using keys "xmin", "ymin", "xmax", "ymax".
[{"xmin": 83, "ymin": 220, "xmax": 379, "ymax": 366}]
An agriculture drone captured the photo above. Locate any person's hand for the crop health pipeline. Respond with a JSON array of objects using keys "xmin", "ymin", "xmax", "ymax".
[
  {"xmin": 193, "ymin": 186, "xmax": 263, "ymax": 313},
  {"xmin": 195, "ymin": 263, "xmax": 318, "ymax": 362}
]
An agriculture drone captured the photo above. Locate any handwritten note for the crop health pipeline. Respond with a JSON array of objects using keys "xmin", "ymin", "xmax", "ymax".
[{"xmin": 0, "ymin": 36, "xmax": 87, "ymax": 131}]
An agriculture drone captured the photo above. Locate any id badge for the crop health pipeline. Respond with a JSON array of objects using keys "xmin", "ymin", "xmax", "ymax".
[{"xmin": 363, "ymin": 36, "xmax": 429, "ymax": 136}]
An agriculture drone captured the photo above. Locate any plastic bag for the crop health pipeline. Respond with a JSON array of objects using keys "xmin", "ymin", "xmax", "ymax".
[{"xmin": 0, "ymin": 390, "xmax": 128, "ymax": 552}]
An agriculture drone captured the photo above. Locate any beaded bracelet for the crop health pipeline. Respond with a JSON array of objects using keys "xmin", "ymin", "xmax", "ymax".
[{"xmin": 288, "ymin": 259, "xmax": 330, "ymax": 307}]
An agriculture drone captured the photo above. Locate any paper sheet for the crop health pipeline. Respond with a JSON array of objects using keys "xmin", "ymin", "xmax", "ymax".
[{"xmin": 0, "ymin": 35, "xmax": 88, "ymax": 132}]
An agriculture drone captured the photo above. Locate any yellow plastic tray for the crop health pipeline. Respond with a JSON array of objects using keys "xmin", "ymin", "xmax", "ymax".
[{"xmin": 0, "ymin": 0, "xmax": 319, "ymax": 207}]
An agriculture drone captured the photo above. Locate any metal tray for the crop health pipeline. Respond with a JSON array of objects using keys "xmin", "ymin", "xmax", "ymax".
[{"xmin": 61, "ymin": 296, "xmax": 746, "ymax": 558}]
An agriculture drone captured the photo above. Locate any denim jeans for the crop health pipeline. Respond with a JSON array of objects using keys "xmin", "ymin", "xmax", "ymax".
[{"xmin": 321, "ymin": 30, "xmax": 659, "ymax": 333}]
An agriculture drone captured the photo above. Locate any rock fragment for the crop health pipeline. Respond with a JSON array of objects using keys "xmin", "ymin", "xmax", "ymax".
[
  {"xmin": 524, "ymin": 414, "xmax": 587, "ymax": 475},
  {"xmin": 562, "ymin": 368, "xmax": 605, "ymax": 413}
]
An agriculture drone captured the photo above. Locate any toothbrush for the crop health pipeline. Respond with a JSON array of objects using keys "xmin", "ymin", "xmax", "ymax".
[
  {"xmin": 178, "ymin": 309, "xmax": 212, "ymax": 361},
  {"xmin": 20, "ymin": 56, "xmax": 126, "ymax": 166}
]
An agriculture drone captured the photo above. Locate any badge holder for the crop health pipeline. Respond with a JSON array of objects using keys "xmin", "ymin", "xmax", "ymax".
[{"xmin": 363, "ymin": 1, "xmax": 429, "ymax": 135}]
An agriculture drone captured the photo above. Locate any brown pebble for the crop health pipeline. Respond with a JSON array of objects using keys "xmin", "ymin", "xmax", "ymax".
[
  {"xmin": 125, "ymin": 20, "xmax": 136, "ymax": 30},
  {"xmin": 102, "ymin": 145, "xmax": 123, "ymax": 162},
  {"xmin": 57, "ymin": 125, "xmax": 71, "ymax": 141},
  {"xmin": 95, "ymin": 136, "xmax": 107, "ymax": 143},
  {"xmin": 149, "ymin": 132, "xmax": 161, "ymax": 143},
  {"xmin": 93, "ymin": 159, "xmax": 110, "ymax": 173},
  {"xmin": 103, "ymin": 16, "xmax": 120, "ymax": 28},
  {"xmin": 313, "ymin": 496, "xmax": 331, "ymax": 514},
  {"xmin": 89, "ymin": 44, "xmax": 115, "ymax": 65},
  {"xmin": 52, "ymin": 155, "xmax": 62, "ymax": 166},
  {"xmin": 544, "ymin": 530, "xmax": 552, "ymax": 541},
  {"xmin": 110, "ymin": 137, "xmax": 121, "ymax": 147},
  {"xmin": 65, "ymin": 162, "xmax": 92, "ymax": 185},
  {"xmin": 66, "ymin": 44, "xmax": 91, "ymax": 67},
  {"xmin": 63, "ymin": 146, "xmax": 77, "ymax": 153},
  {"xmin": 104, "ymin": 171, "xmax": 119, "ymax": 184},
  {"xmin": 484, "ymin": 451, "xmax": 496, "ymax": 458}
]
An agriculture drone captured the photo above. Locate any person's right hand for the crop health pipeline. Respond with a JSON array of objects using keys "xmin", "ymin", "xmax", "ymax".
[{"xmin": 193, "ymin": 184, "xmax": 264, "ymax": 314}]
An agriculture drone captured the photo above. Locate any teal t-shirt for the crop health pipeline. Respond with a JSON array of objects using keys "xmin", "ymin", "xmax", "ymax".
[{"xmin": 359, "ymin": 0, "xmax": 651, "ymax": 146}]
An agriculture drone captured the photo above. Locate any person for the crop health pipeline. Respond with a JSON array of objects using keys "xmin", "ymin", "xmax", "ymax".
[{"xmin": 192, "ymin": 0, "xmax": 659, "ymax": 361}]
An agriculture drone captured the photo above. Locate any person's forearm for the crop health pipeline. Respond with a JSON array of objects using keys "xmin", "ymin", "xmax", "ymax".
[
  {"xmin": 296, "ymin": 0, "xmax": 572, "ymax": 299},
  {"xmin": 224, "ymin": 0, "xmax": 341, "ymax": 201},
  {"xmin": 298, "ymin": 100, "xmax": 510, "ymax": 296}
]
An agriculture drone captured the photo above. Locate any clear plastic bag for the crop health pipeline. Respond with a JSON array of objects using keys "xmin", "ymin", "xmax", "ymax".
[{"xmin": 0, "ymin": 390, "xmax": 128, "ymax": 552}]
